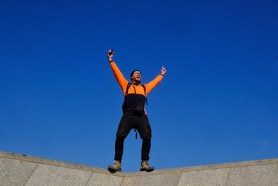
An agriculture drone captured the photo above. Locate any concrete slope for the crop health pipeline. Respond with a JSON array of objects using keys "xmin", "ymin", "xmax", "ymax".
[{"xmin": 1, "ymin": 151, "xmax": 278, "ymax": 186}]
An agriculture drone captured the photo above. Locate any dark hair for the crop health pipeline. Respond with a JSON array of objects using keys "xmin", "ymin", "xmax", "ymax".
[{"xmin": 130, "ymin": 70, "xmax": 141, "ymax": 78}]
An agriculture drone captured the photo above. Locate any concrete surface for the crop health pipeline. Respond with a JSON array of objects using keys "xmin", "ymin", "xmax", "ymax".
[{"xmin": 1, "ymin": 151, "xmax": 278, "ymax": 186}]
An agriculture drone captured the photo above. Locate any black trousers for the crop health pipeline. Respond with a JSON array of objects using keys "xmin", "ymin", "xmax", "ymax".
[{"xmin": 114, "ymin": 113, "xmax": 152, "ymax": 161}]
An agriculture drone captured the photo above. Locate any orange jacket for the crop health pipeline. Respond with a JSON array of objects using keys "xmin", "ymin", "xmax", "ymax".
[
  {"xmin": 109, "ymin": 61, "xmax": 164, "ymax": 114},
  {"xmin": 110, "ymin": 61, "xmax": 164, "ymax": 96}
]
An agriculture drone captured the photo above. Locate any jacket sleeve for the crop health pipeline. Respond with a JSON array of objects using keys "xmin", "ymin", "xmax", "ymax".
[
  {"xmin": 109, "ymin": 61, "xmax": 128, "ymax": 94},
  {"xmin": 145, "ymin": 74, "xmax": 164, "ymax": 95}
]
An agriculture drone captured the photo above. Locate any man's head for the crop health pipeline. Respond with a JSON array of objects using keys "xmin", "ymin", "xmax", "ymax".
[{"xmin": 130, "ymin": 70, "xmax": 142, "ymax": 83}]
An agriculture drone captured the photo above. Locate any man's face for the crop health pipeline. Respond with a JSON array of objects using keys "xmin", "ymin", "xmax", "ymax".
[{"xmin": 131, "ymin": 71, "xmax": 142, "ymax": 83}]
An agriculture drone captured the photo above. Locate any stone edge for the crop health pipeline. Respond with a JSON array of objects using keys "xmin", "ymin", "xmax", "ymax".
[{"xmin": 1, "ymin": 151, "xmax": 278, "ymax": 177}]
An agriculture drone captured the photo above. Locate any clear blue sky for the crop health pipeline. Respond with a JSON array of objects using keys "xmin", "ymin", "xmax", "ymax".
[{"xmin": 1, "ymin": 0, "xmax": 277, "ymax": 172}]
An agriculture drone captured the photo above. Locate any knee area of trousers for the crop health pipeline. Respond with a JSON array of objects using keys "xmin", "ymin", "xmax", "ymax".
[
  {"xmin": 115, "ymin": 136, "xmax": 125, "ymax": 142},
  {"xmin": 142, "ymin": 137, "xmax": 151, "ymax": 142},
  {"xmin": 141, "ymin": 133, "xmax": 152, "ymax": 139}
]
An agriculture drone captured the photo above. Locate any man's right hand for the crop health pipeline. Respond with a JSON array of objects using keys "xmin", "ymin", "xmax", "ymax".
[
  {"xmin": 107, "ymin": 49, "xmax": 114, "ymax": 61},
  {"xmin": 161, "ymin": 66, "xmax": 167, "ymax": 75}
]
